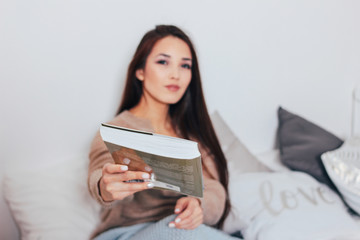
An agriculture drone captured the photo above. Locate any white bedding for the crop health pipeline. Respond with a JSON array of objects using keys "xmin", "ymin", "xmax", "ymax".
[
  {"xmin": 256, "ymin": 149, "xmax": 360, "ymax": 228},
  {"xmin": 3, "ymin": 115, "xmax": 360, "ymax": 240},
  {"xmin": 225, "ymin": 171, "xmax": 360, "ymax": 240}
]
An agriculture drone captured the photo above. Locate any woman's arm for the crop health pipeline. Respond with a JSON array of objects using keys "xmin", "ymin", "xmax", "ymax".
[
  {"xmin": 198, "ymin": 144, "xmax": 227, "ymax": 226},
  {"xmin": 201, "ymin": 171, "xmax": 226, "ymax": 226},
  {"xmin": 88, "ymin": 130, "xmax": 115, "ymax": 206}
]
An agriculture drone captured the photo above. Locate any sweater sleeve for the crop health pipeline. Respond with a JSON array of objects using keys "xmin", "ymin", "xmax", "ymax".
[
  {"xmin": 198, "ymin": 145, "xmax": 226, "ymax": 226},
  {"xmin": 88, "ymin": 130, "xmax": 114, "ymax": 207}
]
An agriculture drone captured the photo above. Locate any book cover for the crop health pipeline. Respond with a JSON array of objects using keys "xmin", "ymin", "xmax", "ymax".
[{"xmin": 100, "ymin": 124, "xmax": 203, "ymax": 198}]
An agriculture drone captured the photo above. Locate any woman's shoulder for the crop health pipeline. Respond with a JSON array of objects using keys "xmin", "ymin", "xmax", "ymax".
[{"xmin": 108, "ymin": 110, "xmax": 154, "ymax": 132}]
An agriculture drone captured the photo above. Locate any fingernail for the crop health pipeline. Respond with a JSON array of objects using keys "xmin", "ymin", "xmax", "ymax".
[
  {"xmin": 145, "ymin": 166, "xmax": 152, "ymax": 172},
  {"xmin": 147, "ymin": 182, "xmax": 154, "ymax": 188},
  {"xmin": 175, "ymin": 208, "xmax": 180, "ymax": 213},
  {"xmin": 168, "ymin": 222, "xmax": 175, "ymax": 228},
  {"xmin": 120, "ymin": 165, "xmax": 128, "ymax": 171},
  {"xmin": 175, "ymin": 218, "xmax": 181, "ymax": 223},
  {"xmin": 150, "ymin": 173, "xmax": 156, "ymax": 180},
  {"xmin": 123, "ymin": 158, "xmax": 131, "ymax": 165},
  {"xmin": 142, "ymin": 173, "xmax": 150, "ymax": 179}
]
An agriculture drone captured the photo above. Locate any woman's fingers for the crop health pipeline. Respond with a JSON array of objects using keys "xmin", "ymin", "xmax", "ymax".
[
  {"xmin": 112, "ymin": 149, "xmax": 153, "ymax": 173},
  {"xmin": 175, "ymin": 197, "xmax": 201, "ymax": 220},
  {"xmin": 100, "ymin": 162, "xmax": 154, "ymax": 202},
  {"xmin": 107, "ymin": 181, "xmax": 154, "ymax": 192},
  {"xmin": 102, "ymin": 170, "xmax": 151, "ymax": 183},
  {"xmin": 175, "ymin": 209, "xmax": 203, "ymax": 229},
  {"xmin": 173, "ymin": 197, "xmax": 188, "ymax": 214},
  {"xmin": 103, "ymin": 163, "xmax": 128, "ymax": 174},
  {"xmin": 171, "ymin": 214, "xmax": 203, "ymax": 230},
  {"xmin": 106, "ymin": 181, "xmax": 154, "ymax": 199},
  {"xmin": 170, "ymin": 197, "xmax": 203, "ymax": 229}
]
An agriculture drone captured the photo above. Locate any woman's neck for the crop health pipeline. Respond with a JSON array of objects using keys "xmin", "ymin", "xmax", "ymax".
[{"xmin": 129, "ymin": 97, "xmax": 176, "ymax": 136}]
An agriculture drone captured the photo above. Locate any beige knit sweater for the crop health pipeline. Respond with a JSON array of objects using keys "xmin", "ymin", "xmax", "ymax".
[{"xmin": 88, "ymin": 111, "xmax": 226, "ymax": 238}]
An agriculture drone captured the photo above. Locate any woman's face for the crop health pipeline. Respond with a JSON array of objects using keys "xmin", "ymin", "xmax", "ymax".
[{"xmin": 136, "ymin": 36, "xmax": 192, "ymax": 105}]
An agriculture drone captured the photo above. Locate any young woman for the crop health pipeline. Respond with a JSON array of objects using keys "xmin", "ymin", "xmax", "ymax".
[{"xmin": 88, "ymin": 25, "xmax": 238, "ymax": 240}]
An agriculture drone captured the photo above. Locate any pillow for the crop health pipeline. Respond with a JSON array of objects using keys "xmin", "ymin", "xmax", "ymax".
[
  {"xmin": 211, "ymin": 110, "xmax": 271, "ymax": 174},
  {"xmin": 256, "ymin": 149, "xmax": 290, "ymax": 172},
  {"xmin": 3, "ymin": 156, "xmax": 100, "ymax": 240},
  {"xmin": 321, "ymin": 137, "xmax": 360, "ymax": 215},
  {"xmin": 277, "ymin": 107, "xmax": 343, "ymax": 189},
  {"xmin": 223, "ymin": 171, "xmax": 360, "ymax": 240}
]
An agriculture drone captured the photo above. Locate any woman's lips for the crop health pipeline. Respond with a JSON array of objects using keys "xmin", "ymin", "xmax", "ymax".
[{"xmin": 165, "ymin": 85, "xmax": 180, "ymax": 92}]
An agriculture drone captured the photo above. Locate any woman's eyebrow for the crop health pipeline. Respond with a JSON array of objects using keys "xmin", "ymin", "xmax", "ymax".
[
  {"xmin": 157, "ymin": 53, "xmax": 170, "ymax": 58},
  {"xmin": 157, "ymin": 53, "xmax": 192, "ymax": 61}
]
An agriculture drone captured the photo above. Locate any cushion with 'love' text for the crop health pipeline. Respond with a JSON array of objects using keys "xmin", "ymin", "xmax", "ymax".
[{"xmin": 223, "ymin": 171, "xmax": 360, "ymax": 240}]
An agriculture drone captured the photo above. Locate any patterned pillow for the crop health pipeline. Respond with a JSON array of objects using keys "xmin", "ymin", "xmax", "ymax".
[
  {"xmin": 322, "ymin": 137, "xmax": 360, "ymax": 215},
  {"xmin": 223, "ymin": 171, "xmax": 360, "ymax": 239}
]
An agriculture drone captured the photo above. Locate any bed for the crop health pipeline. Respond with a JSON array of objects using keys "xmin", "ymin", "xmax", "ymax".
[{"xmin": 2, "ymin": 101, "xmax": 360, "ymax": 239}]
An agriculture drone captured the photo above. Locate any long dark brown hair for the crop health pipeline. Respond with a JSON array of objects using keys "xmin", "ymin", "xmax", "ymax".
[{"xmin": 117, "ymin": 25, "xmax": 230, "ymax": 229}]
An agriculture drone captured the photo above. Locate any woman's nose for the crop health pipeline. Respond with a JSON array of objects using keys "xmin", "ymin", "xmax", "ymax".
[{"xmin": 170, "ymin": 66, "xmax": 180, "ymax": 80}]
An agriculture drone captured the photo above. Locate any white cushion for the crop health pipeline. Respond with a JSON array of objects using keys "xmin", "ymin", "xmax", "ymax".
[
  {"xmin": 211, "ymin": 111, "xmax": 271, "ymax": 174},
  {"xmin": 256, "ymin": 149, "xmax": 290, "ymax": 172},
  {"xmin": 3, "ymin": 155, "xmax": 100, "ymax": 240},
  {"xmin": 321, "ymin": 137, "xmax": 360, "ymax": 215},
  {"xmin": 223, "ymin": 171, "xmax": 360, "ymax": 240}
]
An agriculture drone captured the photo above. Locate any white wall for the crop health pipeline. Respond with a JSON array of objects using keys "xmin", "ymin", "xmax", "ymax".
[{"xmin": 0, "ymin": 0, "xmax": 359, "ymax": 237}]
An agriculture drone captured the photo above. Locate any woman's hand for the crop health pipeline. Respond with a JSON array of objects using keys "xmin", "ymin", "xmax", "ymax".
[
  {"xmin": 99, "ymin": 162, "xmax": 154, "ymax": 202},
  {"xmin": 169, "ymin": 197, "xmax": 203, "ymax": 230}
]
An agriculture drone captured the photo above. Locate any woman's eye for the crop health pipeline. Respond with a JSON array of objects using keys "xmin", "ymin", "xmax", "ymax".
[
  {"xmin": 182, "ymin": 64, "xmax": 192, "ymax": 69},
  {"xmin": 157, "ymin": 60, "xmax": 167, "ymax": 65}
]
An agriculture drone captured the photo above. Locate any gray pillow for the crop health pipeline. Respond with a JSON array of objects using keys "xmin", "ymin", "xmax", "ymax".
[
  {"xmin": 211, "ymin": 111, "xmax": 271, "ymax": 174},
  {"xmin": 277, "ymin": 107, "xmax": 343, "ymax": 189}
]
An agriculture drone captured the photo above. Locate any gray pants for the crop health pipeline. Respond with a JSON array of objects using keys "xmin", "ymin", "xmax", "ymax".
[{"xmin": 93, "ymin": 214, "xmax": 241, "ymax": 240}]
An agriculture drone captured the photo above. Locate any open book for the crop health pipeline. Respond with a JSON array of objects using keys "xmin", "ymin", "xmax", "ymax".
[{"xmin": 100, "ymin": 123, "xmax": 203, "ymax": 198}]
